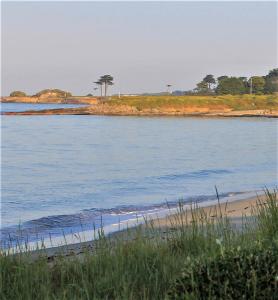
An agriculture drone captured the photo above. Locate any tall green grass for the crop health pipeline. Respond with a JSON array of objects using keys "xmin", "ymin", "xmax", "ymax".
[
  {"xmin": 107, "ymin": 94, "xmax": 278, "ymax": 111},
  {"xmin": 1, "ymin": 190, "xmax": 277, "ymax": 299}
]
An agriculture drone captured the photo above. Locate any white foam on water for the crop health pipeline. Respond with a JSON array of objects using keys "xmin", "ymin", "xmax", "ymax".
[{"xmin": 2, "ymin": 190, "xmax": 265, "ymax": 254}]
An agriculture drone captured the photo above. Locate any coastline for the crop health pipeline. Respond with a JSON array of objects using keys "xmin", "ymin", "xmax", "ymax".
[
  {"xmin": 150, "ymin": 192, "xmax": 265, "ymax": 229},
  {"xmin": 2, "ymin": 94, "xmax": 278, "ymax": 117},
  {"xmin": 3, "ymin": 104, "xmax": 278, "ymax": 118},
  {"xmin": 15, "ymin": 191, "xmax": 268, "ymax": 260}
]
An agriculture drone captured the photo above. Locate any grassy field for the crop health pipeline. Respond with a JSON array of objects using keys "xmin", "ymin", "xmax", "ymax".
[
  {"xmin": 107, "ymin": 94, "xmax": 278, "ymax": 111},
  {"xmin": 1, "ymin": 190, "xmax": 278, "ymax": 299}
]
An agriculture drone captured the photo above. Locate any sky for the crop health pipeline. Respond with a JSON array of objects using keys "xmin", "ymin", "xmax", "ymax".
[{"xmin": 1, "ymin": 1, "xmax": 277, "ymax": 96}]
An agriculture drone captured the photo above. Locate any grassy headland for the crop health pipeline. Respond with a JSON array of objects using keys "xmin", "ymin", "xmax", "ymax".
[
  {"xmin": 1, "ymin": 190, "xmax": 278, "ymax": 299},
  {"xmin": 108, "ymin": 94, "xmax": 278, "ymax": 111},
  {"xmin": 3, "ymin": 94, "xmax": 278, "ymax": 117}
]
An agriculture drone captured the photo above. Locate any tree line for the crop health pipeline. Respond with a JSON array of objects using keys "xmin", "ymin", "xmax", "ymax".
[
  {"xmin": 8, "ymin": 69, "xmax": 277, "ymax": 98},
  {"xmin": 194, "ymin": 69, "xmax": 278, "ymax": 95}
]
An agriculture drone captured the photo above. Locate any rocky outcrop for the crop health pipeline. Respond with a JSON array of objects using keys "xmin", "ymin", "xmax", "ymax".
[{"xmin": 1, "ymin": 96, "xmax": 98, "ymax": 105}]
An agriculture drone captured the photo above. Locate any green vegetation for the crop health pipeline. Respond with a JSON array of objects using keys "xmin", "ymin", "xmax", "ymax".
[
  {"xmin": 108, "ymin": 94, "xmax": 278, "ymax": 111},
  {"xmin": 170, "ymin": 246, "xmax": 278, "ymax": 299},
  {"xmin": 9, "ymin": 69, "xmax": 277, "ymax": 99},
  {"xmin": 216, "ymin": 77, "xmax": 246, "ymax": 95},
  {"xmin": 203, "ymin": 74, "xmax": 216, "ymax": 88},
  {"xmin": 265, "ymin": 69, "xmax": 278, "ymax": 94},
  {"xmin": 250, "ymin": 76, "xmax": 266, "ymax": 94},
  {"xmin": 1, "ymin": 191, "xmax": 277, "ymax": 299},
  {"xmin": 94, "ymin": 75, "xmax": 114, "ymax": 98},
  {"xmin": 195, "ymin": 68, "xmax": 278, "ymax": 95},
  {"xmin": 35, "ymin": 89, "xmax": 72, "ymax": 97},
  {"xmin": 9, "ymin": 91, "xmax": 27, "ymax": 97}
]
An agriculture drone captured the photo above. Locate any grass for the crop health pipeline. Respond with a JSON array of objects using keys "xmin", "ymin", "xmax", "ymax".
[
  {"xmin": 106, "ymin": 94, "xmax": 278, "ymax": 111},
  {"xmin": 1, "ymin": 190, "xmax": 278, "ymax": 299}
]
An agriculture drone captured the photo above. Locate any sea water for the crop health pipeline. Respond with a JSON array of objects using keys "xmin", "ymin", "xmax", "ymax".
[{"xmin": 1, "ymin": 105, "xmax": 277, "ymax": 248}]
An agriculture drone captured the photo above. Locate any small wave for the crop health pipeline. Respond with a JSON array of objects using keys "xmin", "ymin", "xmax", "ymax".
[
  {"xmin": 157, "ymin": 169, "xmax": 233, "ymax": 181},
  {"xmin": 0, "ymin": 190, "xmax": 248, "ymax": 248}
]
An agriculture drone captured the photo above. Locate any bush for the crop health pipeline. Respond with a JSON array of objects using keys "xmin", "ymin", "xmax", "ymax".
[
  {"xmin": 9, "ymin": 91, "xmax": 27, "ymax": 97},
  {"xmin": 169, "ymin": 245, "xmax": 278, "ymax": 299},
  {"xmin": 216, "ymin": 77, "xmax": 246, "ymax": 95}
]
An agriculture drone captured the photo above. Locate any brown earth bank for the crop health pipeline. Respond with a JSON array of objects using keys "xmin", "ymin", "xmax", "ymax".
[{"xmin": 3, "ymin": 103, "xmax": 278, "ymax": 118}]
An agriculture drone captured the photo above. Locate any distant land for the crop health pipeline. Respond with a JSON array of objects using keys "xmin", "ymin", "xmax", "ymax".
[
  {"xmin": 1, "ymin": 89, "xmax": 98, "ymax": 105},
  {"xmin": 3, "ymin": 94, "xmax": 278, "ymax": 118},
  {"xmin": 2, "ymin": 68, "xmax": 278, "ymax": 118}
]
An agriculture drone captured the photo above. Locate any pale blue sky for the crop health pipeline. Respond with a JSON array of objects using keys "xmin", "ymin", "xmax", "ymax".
[{"xmin": 1, "ymin": 1, "xmax": 277, "ymax": 95}]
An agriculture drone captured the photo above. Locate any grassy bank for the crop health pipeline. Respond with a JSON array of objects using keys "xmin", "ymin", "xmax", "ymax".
[
  {"xmin": 108, "ymin": 94, "xmax": 278, "ymax": 111},
  {"xmin": 1, "ymin": 190, "xmax": 278, "ymax": 299}
]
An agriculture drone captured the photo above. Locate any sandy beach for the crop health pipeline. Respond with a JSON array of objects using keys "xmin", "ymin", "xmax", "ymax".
[
  {"xmin": 25, "ymin": 192, "xmax": 268, "ymax": 261},
  {"xmin": 151, "ymin": 192, "xmax": 266, "ymax": 228}
]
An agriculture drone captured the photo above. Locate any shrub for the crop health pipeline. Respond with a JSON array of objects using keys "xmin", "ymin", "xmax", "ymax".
[
  {"xmin": 9, "ymin": 91, "xmax": 27, "ymax": 97},
  {"xmin": 169, "ymin": 245, "xmax": 278, "ymax": 299}
]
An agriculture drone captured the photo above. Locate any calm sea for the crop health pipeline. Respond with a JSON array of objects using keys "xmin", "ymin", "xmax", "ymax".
[{"xmin": 1, "ymin": 103, "xmax": 277, "ymax": 248}]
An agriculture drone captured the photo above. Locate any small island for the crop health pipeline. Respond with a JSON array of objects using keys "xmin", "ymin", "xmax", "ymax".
[{"xmin": 1, "ymin": 88, "xmax": 98, "ymax": 105}]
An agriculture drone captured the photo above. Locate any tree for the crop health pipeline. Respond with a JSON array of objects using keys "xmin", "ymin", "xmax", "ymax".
[
  {"xmin": 216, "ymin": 77, "xmax": 246, "ymax": 95},
  {"xmin": 268, "ymin": 68, "xmax": 278, "ymax": 77},
  {"xmin": 10, "ymin": 91, "xmax": 27, "ymax": 97},
  {"xmin": 238, "ymin": 77, "xmax": 249, "ymax": 93},
  {"xmin": 264, "ymin": 68, "xmax": 278, "ymax": 94},
  {"xmin": 100, "ymin": 75, "xmax": 114, "ymax": 98},
  {"xmin": 203, "ymin": 74, "xmax": 216, "ymax": 91},
  {"xmin": 94, "ymin": 80, "xmax": 103, "ymax": 97},
  {"xmin": 248, "ymin": 76, "xmax": 265, "ymax": 94},
  {"xmin": 196, "ymin": 81, "xmax": 208, "ymax": 93},
  {"xmin": 217, "ymin": 76, "xmax": 228, "ymax": 82}
]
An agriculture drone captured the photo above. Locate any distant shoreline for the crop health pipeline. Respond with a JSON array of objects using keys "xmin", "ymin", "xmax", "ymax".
[
  {"xmin": 2, "ymin": 94, "xmax": 278, "ymax": 118},
  {"xmin": 1, "ymin": 96, "xmax": 98, "ymax": 105},
  {"xmin": 2, "ymin": 105, "xmax": 278, "ymax": 118}
]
